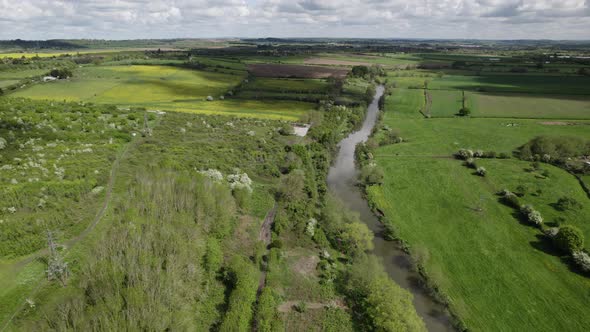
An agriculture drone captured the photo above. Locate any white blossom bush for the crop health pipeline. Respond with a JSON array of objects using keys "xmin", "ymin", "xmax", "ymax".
[
  {"xmin": 199, "ymin": 169, "xmax": 224, "ymax": 182},
  {"xmin": 306, "ymin": 218, "xmax": 317, "ymax": 237},
  {"xmin": 572, "ymin": 251, "xmax": 590, "ymax": 273},
  {"xmin": 476, "ymin": 166, "xmax": 487, "ymax": 176},
  {"xmin": 0, "ymin": 137, "xmax": 7, "ymax": 150},
  {"xmin": 227, "ymin": 172, "xmax": 252, "ymax": 193}
]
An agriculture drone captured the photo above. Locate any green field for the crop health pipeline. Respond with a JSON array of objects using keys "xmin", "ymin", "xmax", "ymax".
[
  {"xmin": 429, "ymin": 74, "xmax": 590, "ymax": 95},
  {"xmin": 429, "ymin": 90, "xmax": 464, "ymax": 117},
  {"xmin": 366, "ymin": 87, "xmax": 590, "ymax": 331},
  {"xmin": 11, "ymin": 65, "xmax": 314, "ymax": 120},
  {"xmin": 469, "ymin": 92, "xmax": 590, "ymax": 119}
]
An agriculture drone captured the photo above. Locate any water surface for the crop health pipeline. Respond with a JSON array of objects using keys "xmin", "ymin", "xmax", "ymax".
[{"xmin": 327, "ymin": 85, "xmax": 454, "ymax": 332}]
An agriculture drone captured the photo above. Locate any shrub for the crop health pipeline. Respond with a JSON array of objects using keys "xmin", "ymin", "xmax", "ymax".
[
  {"xmin": 48, "ymin": 68, "xmax": 73, "ymax": 79},
  {"xmin": 555, "ymin": 196, "xmax": 583, "ymax": 211},
  {"xmin": 527, "ymin": 210, "xmax": 544, "ymax": 227},
  {"xmin": 501, "ymin": 192, "xmax": 521, "ymax": 209},
  {"xmin": 278, "ymin": 123, "xmax": 294, "ymax": 136},
  {"xmin": 518, "ymin": 205, "xmax": 543, "ymax": 227},
  {"xmin": 554, "ymin": 225, "xmax": 585, "ymax": 253},
  {"xmin": 380, "ymin": 130, "xmax": 403, "ymax": 146},
  {"xmin": 0, "ymin": 137, "xmax": 6, "ymax": 150},
  {"xmin": 476, "ymin": 166, "xmax": 487, "ymax": 177},
  {"xmin": 474, "ymin": 150, "xmax": 484, "ymax": 158},
  {"xmin": 359, "ymin": 164, "xmax": 384, "ymax": 186},
  {"xmin": 515, "ymin": 185, "xmax": 528, "ymax": 197},
  {"xmin": 498, "ymin": 152, "xmax": 510, "ymax": 159},
  {"xmin": 293, "ymin": 302, "xmax": 307, "ymax": 313},
  {"xmin": 455, "ymin": 148, "xmax": 474, "ymax": 160},
  {"xmin": 269, "ymin": 239, "xmax": 283, "ymax": 249},
  {"xmin": 483, "ymin": 151, "xmax": 497, "ymax": 158},
  {"xmin": 544, "ymin": 227, "xmax": 559, "ymax": 238},
  {"xmin": 464, "ymin": 158, "xmax": 476, "ymax": 168},
  {"xmin": 572, "ymin": 251, "xmax": 590, "ymax": 274},
  {"xmin": 458, "ymin": 107, "xmax": 471, "ymax": 116}
]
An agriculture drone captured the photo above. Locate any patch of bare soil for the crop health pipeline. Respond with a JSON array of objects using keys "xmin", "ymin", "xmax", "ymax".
[
  {"xmin": 539, "ymin": 121, "xmax": 588, "ymax": 126},
  {"xmin": 247, "ymin": 64, "xmax": 349, "ymax": 79},
  {"xmin": 303, "ymin": 57, "xmax": 373, "ymax": 67},
  {"xmin": 291, "ymin": 255, "xmax": 320, "ymax": 276}
]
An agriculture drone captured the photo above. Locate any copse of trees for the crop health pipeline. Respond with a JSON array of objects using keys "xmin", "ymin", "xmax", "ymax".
[{"xmin": 48, "ymin": 67, "xmax": 73, "ymax": 79}]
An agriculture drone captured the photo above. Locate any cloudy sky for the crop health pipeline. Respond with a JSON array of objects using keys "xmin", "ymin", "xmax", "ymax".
[{"xmin": 0, "ymin": 0, "xmax": 589, "ymax": 40}]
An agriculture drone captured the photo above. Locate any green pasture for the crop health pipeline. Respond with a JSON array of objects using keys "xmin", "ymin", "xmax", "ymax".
[
  {"xmin": 367, "ymin": 156, "xmax": 590, "ymax": 332},
  {"xmin": 469, "ymin": 92, "xmax": 590, "ymax": 119},
  {"xmin": 429, "ymin": 90, "xmax": 465, "ymax": 117},
  {"xmin": 384, "ymin": 88, "xmax": 424, "ymax": 118},
  {"xmin": 367, "ymin": 91, "xmax": 590, "ymax": 331},
  {"xmin": 10, "ymin": 65, "xmax": 313, "ymax": 120},
  {"xmin": 429, "ymin": 74, "xmax": 590, "ymax": 95}
]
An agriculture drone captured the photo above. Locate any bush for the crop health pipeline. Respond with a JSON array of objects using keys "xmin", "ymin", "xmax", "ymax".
[
  {"xmin": 48, "ymin": 68, "xmax": 73, "ymax": 79},
  {"xmin": 476, "ymin": 166, "xmax": 487, "ymax": 177},
  {"xmin": 458, "ymin": 107, "xmax": 471, "ymax": 116},
  {"xmin": 518, "ymin": 204, "xmax": 543, "ymax": 227},
  {"xmin": 464, "ymin": 158, "xmax": 476, "ymax": 168},
  {"xmin": 555, "ymin": 196, "xmax": 583, "ymax": 211},
  {"xmin": 278, "ymin": 123, "xmax": 294, "ymax": 136},
  {"xmin": 455, "ymin": 148, "xmax": 474, "ymax": 160},
  {"xmin": 554, "ymin": 225, "xmax": 585, "ymax": 254},
  {"xmin": 498, "ymin": 152, "xmax": 510, "ymax": 159},
  {"xmin": 501, "ymin": 191, "xmax": 521, "ymax": 209},
  {"xmin": 359, "ymin": 164, "xmax": 384, "ymax": 186},
  {"xmin": 572, "ymin": 251, "xmax": 590, "ymax": 274},
  {"xmin": 483, "ymin": 151, "xmax": 497, "ymax": 158},
  {"xmin": 293, "ymin": 301, "xmax": 307, "ymax": 313}
]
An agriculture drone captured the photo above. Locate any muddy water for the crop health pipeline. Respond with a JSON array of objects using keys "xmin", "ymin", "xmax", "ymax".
[{"xmin": 327, "ymin": 85, "xmax": 454, "ymax": 332}]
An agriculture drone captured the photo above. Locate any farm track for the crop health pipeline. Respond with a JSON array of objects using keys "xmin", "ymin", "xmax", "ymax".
[
  {"xmin": 256, "ymin": 204, "xmax": 277, "ymax": 293},
  {"xmin": 253, "ymin": 204, "xmax": 277, "ymax": 332},
  {"xmin": 1, "ymin": 136, "xmax": 140, "ymax": 332}
]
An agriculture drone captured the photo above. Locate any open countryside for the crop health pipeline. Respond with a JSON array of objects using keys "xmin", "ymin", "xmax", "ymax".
[{"xmin": 1, "ymin": 2, "xmax": 590, "ymax": 332}]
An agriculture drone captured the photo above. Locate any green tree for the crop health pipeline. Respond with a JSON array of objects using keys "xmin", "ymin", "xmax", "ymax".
[
  {"xmin": 554, "ymin": 225, "xmax": 585, "ymax": 253},
  {"xmin": 340, "ymin": 222, "xmax": 374, "ymax": 256}
]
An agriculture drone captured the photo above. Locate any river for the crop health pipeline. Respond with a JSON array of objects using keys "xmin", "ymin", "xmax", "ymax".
[{"xmin": 326, "ymin": 85, "xmax": 454, "ymax": 332}]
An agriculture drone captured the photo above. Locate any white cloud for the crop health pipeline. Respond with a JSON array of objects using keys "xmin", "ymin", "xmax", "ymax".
[{"xmin": 0, "ymin": 0, "xmax": 588, "ymax": 39}]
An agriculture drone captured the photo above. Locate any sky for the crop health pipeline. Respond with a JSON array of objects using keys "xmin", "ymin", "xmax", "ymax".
[{"xmin": 0, "ymin": 0, "xmax": 589, "ymax": 40}]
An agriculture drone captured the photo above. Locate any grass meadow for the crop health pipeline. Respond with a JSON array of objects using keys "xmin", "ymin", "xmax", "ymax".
[
  {"xmin": 468, "ymin": 92, "xmax": 590, "ymax": 119},
  {"xmin": 11, "ymin": 65, "xmax": 315, "ymax": 120},
  {"xmin": 366, "ymin": 86, "xmax": 590, "ymax": 331}
]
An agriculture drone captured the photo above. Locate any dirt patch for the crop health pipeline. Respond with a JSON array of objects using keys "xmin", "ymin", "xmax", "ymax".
[
  {"xmin": 539, "ymin": 121, "xmax": 588, "ymax": 126},
  {"xmin": 277, "ymin": 299, "xmax": 347, "ymax": 313},
  {"xmin": 247, "ymin": 64, "xmax": 348, "ymax": 79},
  {"xmin": 291, "ymin": 255, "xmax": 320, "ymax": 276},
  {"xmin": 303, "ymin": 57, "xmax": 373, "ymax": 67}
]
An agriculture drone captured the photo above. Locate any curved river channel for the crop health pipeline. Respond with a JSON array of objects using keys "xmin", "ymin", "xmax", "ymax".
[{"xmin": 326, "ymin": 85, "xmax": 455, "ymax": 331}]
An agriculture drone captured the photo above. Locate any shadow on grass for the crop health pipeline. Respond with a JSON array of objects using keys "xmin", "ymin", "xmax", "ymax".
[{"xmin": 529, "ymin": 234, "xmax": 561, "ymax": 257}]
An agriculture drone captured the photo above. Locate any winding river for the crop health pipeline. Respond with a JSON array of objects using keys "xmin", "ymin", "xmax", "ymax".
[{"xmin": 326, "ymin": 85, "xmax": 454, "ymax": 332}]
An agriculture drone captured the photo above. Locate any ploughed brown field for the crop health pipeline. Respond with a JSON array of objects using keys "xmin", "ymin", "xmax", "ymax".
[{"xmin": 247, "ymin": 63, "xmax": 349, "ymax": 78}]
